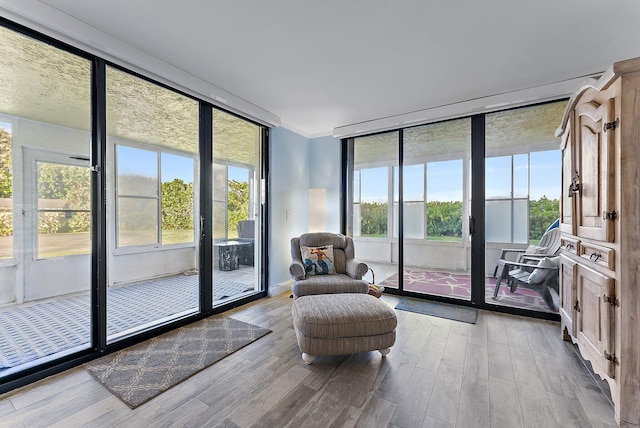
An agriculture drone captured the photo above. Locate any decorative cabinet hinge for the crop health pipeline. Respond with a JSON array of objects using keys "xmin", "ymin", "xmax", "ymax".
[
  {"xmin": 602, "ymin": 211, "xmax": 618, "ymax": 221},
  {"xmin": 603, "ymin": 118, "xmax": 619, "ymax": 132},
  {"xmin": 604, "ymin": 351, "xmax": 619, "ymax": 365},
  {"xmin": 604, "ymin": 295, "xmax": 619, "ymax": 307},
  {"xmin": 568, "ymin": 171, "xmax": 580, "ymax": 197}
]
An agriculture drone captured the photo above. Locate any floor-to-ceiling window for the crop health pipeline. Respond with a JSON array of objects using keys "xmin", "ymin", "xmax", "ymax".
[
  {"xmin": 0, "ymin": 20, "xmax": 266, "ymax": 392},
  {"xmin": 0, "ymin": 24, "xmax": 93, "ymax": 371},
  {"xmin": 401, "ymin": 119, "xmax": 471, "ymax": 299},
  {"xmin": 485, "ymin": 102, "xmax": 564, "ymax": 314},
  {"xmin": 352, "ymin": 131, "xmax": 399, "ymax": 286},
  {"xmin": 211, "ymin": 109, "xmax": 262, "ymax": 304},
  {"xmin": 105, "ymin": 65, "xmax": 201, "ymax": 341},
  {"xmin": 347, "ymin": 102, "xmax": 563, "ymax": 317}
]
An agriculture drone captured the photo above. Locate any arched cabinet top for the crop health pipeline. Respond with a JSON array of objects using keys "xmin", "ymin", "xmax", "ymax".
[{"xmin": 555, "ymin": 56, "xmax": 640, "ymax": 138}]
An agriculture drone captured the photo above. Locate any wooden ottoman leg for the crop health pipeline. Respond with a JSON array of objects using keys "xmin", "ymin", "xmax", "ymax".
[
  {"xmin": 302, "ymin": 353, "xmax": 316, "ymax": 364},
  {"xmin": 379, "ymin": 348, "xmax": 390, "ymax": 357}
]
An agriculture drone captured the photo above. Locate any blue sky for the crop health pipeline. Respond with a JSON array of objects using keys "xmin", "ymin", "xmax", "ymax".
[
  {"xmin": 162, "ymin": 153, "xmax": 194, "ymax": 183},
  {"xmin": 360, "ymin": 150, "xmax": 561, "ymax": 203},
  {"xmin": 116, "ymin": 146, "xmax": 250, "ymax": 185},
  {"xmin": 228, "ymin": 166, "xmax": 249, "ymax": 182}
]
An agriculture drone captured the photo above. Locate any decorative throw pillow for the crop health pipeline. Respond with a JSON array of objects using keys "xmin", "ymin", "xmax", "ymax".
[
  {"xmin": 300, "ymin": 245, "xmax": 336, "ymax": 276},
  {"xmin": 528, "ymin": 256, "xmax": 558, "ymax": 283}
]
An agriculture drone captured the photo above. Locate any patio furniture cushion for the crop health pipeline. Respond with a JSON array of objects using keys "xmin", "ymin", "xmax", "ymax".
[{"xmin": 528, "ymin": 256, "xmax": 559, "ymax": 283}]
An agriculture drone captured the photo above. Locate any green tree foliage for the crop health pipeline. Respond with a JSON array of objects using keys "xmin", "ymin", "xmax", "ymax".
[
  {"xmin": 360, "ymin": 202, "xmax": 388, "ymax": 236},
  {"xmin": 0, "ymin": 212, "xmax": 11, "ymax": 237},
  {"xmin": 0, "ymin": 128, "xmax": 12, "ymax": 237},
  {"xmin": 427, "ymin": 201, "xmax": 462, "ymax": 239},
  {"xmin": 359, "ymin": 198, "xmax": 558, "ymax": 242},
  {"xmin": 161, "ymin": 178, "xmax": 194, "ymax": 230},
  {"xmin": 227, "ymin": 179, "xmax": 249, "ymax": 236},
  {"xmin": 529, "ymin": 196, "xmax": 559, "ymax": 240},
  {"xmin": 37, "ymin": 163, "xmax": 90, "ymax": 234},
  {"xmin": 38, "ymin": 212, "xmax": 65, "ymax": 234},
  {"xmin": 0, "ymin": 128, "xmax": 11, "ymax": 199}
]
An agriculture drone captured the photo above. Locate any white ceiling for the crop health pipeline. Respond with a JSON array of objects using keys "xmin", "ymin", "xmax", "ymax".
[{"xmin": 5, "ymin": 0, "xmax": 640, "ymax": 136}]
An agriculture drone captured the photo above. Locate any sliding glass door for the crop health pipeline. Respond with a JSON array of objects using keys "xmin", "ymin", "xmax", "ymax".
[
  {"xmin": 485, "ymin": 102, "xmax": 564, "ymax": 314},
  {"xmin": 402, "ymin": 119, "xmax": 471, "ymax": 299},
  {"xmin": 211, "ymin": 110, "xmax": 262, "ymax": 304},
  {"xmin": 348, "ymin": 103, "xmax": 563, "ymax": 316},
  {"xmin": 106, "ymin": 66, "xmax": 200, "ymax": 342},
  {"xmin": 349, "ymin": 121, "xmax": 473, "ymax": 300},
  {"xmin": 351, "ymin": 131, "xmax": 399, "ymax": 288},
  {"xmin": 0, "ymin": 25, "xmax": 93, "ymax": 371},
  {"xmin": 0, "ymin": 21, "xmax": 268, "ymax": 393}
]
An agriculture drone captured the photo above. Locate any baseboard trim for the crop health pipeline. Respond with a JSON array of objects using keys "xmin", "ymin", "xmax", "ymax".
[{"xmin": 268, "ymin": 280, "xmax": 292, "ymax": 297}]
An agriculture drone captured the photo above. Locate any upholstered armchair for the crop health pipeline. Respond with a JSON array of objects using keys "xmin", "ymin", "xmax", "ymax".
[{"xmin": 290, "ymin": 232, "xmax": 369, "ymax": 298}]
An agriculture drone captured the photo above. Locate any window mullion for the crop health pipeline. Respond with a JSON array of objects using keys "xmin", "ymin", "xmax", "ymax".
[
  {"xmin": 157, "ymin": 152, "xmax": 162, "ymax": 244},
  {"xmin": 423, "ymin": 162, "xmax": 427, "ymax": 240}
]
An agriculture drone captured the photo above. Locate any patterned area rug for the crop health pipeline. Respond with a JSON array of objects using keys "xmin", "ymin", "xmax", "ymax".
[
  {"xmin": 84, "ymin": 316, "xmax": 270, "ymax": 408},
  {"xmin": 0, "ymin": 276, "xmax": 253, "ymax": 369},
  {"xmin": 380, "ymin": 269, "xmax": 554, "ymax": 313}
]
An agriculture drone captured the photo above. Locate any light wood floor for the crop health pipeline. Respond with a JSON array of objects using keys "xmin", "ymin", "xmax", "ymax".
[{"xmin": 0, "ymin": 293, "xmax": 617, "ymax": 427}]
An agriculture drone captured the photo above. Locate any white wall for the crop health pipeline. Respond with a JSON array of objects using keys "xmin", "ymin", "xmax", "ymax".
[
  {"xmin": 0, "ymin": 116, "xmax": 90, "ymax": 304},
  {"xmin": 268, "ymin": 128, "xmax": 342, "ymax": 290},
  {"xmin": 269, "ymin": 127, "xmax": 310, "ymax": 288},
  {"xmin": 308, "ymin": 135, "xmax": 341, "ymax": 233}
]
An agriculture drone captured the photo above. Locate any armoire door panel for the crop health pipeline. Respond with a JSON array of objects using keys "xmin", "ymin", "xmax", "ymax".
[
  {"xmin": 574, "ymin": 99, "xmax": 614, "ymax": 242},
  {"xmin": 559, "ymin": 254, "xmax": 577, "ymax": 337},
  {"xmin": 575, "ymin": 263, "xmax": 615, "ymax": 378}
]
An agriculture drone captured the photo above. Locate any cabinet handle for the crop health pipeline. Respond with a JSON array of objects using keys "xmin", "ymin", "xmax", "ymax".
[
  {"xmin": 573, "ymin": 300, "xmax": 581, "ymax": 312},
  {"xmin": 565, "ymin": 243, "xmax": 574, "ymax": 250},
  {"xmin": 590, "ymin": 252, "xmax": 601, "ymax": 262}
]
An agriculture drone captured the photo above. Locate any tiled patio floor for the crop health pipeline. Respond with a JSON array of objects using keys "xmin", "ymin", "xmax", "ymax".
[{"xmin": 0, "ymin": 266, "xmax": 258, "ymax": 372}]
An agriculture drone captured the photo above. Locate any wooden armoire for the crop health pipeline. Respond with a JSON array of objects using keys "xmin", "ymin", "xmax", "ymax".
[{"xmin": 556, "ymin": 56, "xmax": 640, "ymax": 427}]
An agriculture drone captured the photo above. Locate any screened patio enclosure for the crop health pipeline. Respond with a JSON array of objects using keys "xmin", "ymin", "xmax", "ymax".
[{"xmin": 0, "ymin": 24, "xmax": 264, "ymax": 375}]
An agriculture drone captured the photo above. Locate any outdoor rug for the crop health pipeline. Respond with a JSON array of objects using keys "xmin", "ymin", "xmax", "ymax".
[
  {"xmin": 380, "ymin": 269, "xmax": 553, "ymax": 313},
  {"xmin": 84, "ymin": 316, "xmax": 270, "ymax": 409},
  {"xmin": 395, "ymin": 298, "xmax": 478, "ymax": 324}
]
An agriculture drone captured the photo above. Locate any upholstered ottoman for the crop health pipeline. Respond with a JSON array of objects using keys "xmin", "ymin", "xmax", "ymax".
[{"xmin": 291, "ymin": 293, "xmax": 397, "ymax": 364}]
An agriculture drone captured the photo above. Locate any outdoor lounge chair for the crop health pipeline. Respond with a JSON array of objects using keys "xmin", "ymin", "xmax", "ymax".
[
  {"xmin": 492, "ymin": 219, "xmax": 561, "ymax": 278},
  {"xmin": 494, "ymin": 255, "xmax": 560, "ymax": 311}
]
